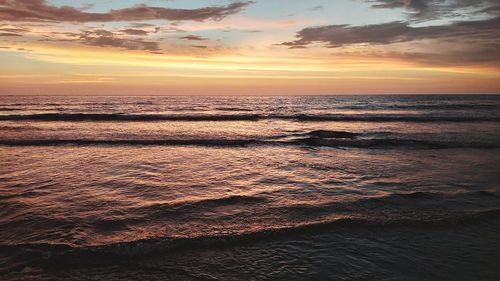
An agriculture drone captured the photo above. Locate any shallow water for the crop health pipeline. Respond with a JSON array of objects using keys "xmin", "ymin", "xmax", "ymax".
[{"xmin": 1, "ymin": 95, "xmax": 500, "ymax": 280}]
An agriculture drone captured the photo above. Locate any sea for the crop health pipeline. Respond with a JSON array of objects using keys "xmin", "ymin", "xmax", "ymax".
[{"xmin": 1, "ymin": 95, "xmax": 499, "ymax": 281}]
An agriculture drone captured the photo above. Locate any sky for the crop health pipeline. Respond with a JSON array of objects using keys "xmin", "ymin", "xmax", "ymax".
[{"xmin": 0, "ymin": 0, "xmax": 499, "ymax": 95}]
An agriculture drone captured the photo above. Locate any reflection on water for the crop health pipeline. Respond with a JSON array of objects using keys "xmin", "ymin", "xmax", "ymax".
[{"xmin": 1, "ymin": 95, "xmax": 500, "ymax": 280}]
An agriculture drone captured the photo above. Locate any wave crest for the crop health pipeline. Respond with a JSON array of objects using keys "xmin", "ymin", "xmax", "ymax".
[
  {"xmin": 1, "ymin": 136, "xmax": 498, "ymax": 149},
  {"xmin": 1, "ymin": 113, "xmax": 500, "ymax": 122}
]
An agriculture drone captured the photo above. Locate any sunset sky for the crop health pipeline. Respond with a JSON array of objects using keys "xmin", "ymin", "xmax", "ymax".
[{"xmin": 1, "ymin": 0, "xmax": 499, "ymax": 95}]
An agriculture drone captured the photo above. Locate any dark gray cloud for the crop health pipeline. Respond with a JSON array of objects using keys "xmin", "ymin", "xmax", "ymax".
[
  {"xmin": 310, "ymin": 5, "xmax": 324, "ymax": 11},
  {"xmin": 66, "ymin": 29, "xmax": 162, "ymax": 52},
  {"xmin": 119, "ymin": 28, "xmax": 150, "ymax": 36},
  {"xmin": 336, "ymin": 44, "xmax": 500, "ymax": 66},
  {"xmin": 16, "ymin": 47, "xmax": 33, "ymax": 51},
  {"xmin": 366, "ymin": 0, "xmax": 500, "ymax": 20},
  {"xmin": 282, "ymin": 22, "xmax": 411, "ymax": 48},
  {"xmin": 0, "ymin": 32, "xmax": 22, "ymax": 36},
  {"xmin": 0, "ymin": 27, "xmax": 29, "ymax": 33},
  {"xmin": 280, "ymin": 16, "xmax": 500, "ymax": 65},
  {"xmin": 391, "ymin": 47, "xmax": 500, "ymax": 66},
  {"xmin": 180, "ymin": 35, "xmax": 208, "ymax": 41},
  {"xmin": 0, "ymin": 0, "xmax": 253, "ymax": 22},
  {"xmin": 0, "ymin": 26, "xmax": 30, "ymax": 37},
  {"xmin": 281, "ymin": 17, "xmax": 500, "ymax": 48},
  {"xmin": 129, "ymin": 23, "xmax": 156, "ymax": 28}
]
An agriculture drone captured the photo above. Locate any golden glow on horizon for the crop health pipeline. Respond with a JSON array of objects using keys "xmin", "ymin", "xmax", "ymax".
[
  {"xmin": 1, "ymin": 2, "xmax": 500, "ymax": 96},
  {"xmin": 0, "ymin": 44, "xmax": 500, "ymax": 94},
  {"xmin": 3, "ymin": 43, "xmax": 499, "ymax": 78}
]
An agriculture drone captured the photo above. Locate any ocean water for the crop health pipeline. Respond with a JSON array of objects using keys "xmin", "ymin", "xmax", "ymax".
[{"xmin": 0, "ymin": 95, "xmax": 499, "ymax": 281}]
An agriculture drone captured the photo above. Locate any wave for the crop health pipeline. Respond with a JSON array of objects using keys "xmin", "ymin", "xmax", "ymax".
[
  {"xmin": 0, "ymin": 113, "xmax": 260, "ymax": 121},
  {"xmin": 268, "ymin": 190, "xmax": 500, "ymax": 220},
  {"xmin": 306, "ymin": 130, "xmax": 358, "ymax": 139},
  {"xmin": 0, "ymin": 139, "xmax": 259, "ymax": 146},
  {"xmin": 346, "ymin": 190, "xmax": 499, "ymax": 206},
  {"xmin": 336, "ymin": 104, "xmax": 500, "ymax": 111},
  {"xmin": 0, "ymin": 125, "xmax": 42, "ymax": 131},
  {"xmin": 288, "ymin": 137, "xmax": 500, "ymax": 149},
  {"xmin": 283, "ymin": 114, "xmax": 500, "ymax": 122},
  {"xmin": 214, "ymin": 107, "xmax": 253, "ymax": 112},
  {"xmin": 1, "ymin": 137, "xmax": 498, "ymax": 149},
  {"xmin": 1, "ymin": 190, "xmax": 498, "ymax": 273},
  {"xmin": 136, "ymin": 194, "xmax": 267, "ymax": 215},
  {"xmin": 0, "ymin": 107, "xmax": 22, "ymax": 111},
  {"xmin": 1, "ymin": 113, "xmax": 500, "ymax": 122},
  {"xmin": 2, "ymin": 208, "xmax": 498, "ymax": 267}
]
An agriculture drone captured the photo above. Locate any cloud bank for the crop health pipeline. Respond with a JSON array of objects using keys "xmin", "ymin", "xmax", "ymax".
[
  {"xmin": 282, "ymin": 17, "xmax": 500, "ymax": 48},
  {"xmin": 366, "ymin": 0, "xmax": 500, "ymax": 20},
  {"xmin": 275, "ymin": 0, "xmax": 500, "ymax": 67},
  {"xmin": 0, "ymin": 0, "xmax": 253, "ymax": 22}
]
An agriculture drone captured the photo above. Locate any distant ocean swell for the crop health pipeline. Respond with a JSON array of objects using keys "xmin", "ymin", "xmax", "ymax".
[
  {"xmin": 1, "ymin": 102, "xmax": 500, "ymax": 111},
  {"xmin": 1, "ymin": 113, "xmax": 500, "ymax": 122},
  {"xmin": 1, "ymin": 135, "xmax": 499, "ymax": 148}
]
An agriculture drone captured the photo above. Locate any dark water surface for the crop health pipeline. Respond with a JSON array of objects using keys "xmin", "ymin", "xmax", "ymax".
[{"xmin": 1, "ymin": 95, "xmax": 499, "ymax": 280}]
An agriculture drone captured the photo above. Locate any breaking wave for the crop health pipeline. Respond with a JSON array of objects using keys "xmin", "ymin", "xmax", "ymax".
[{"xmin": 2, "ymin": 208, "xmax": 498, "ymax": 269}]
